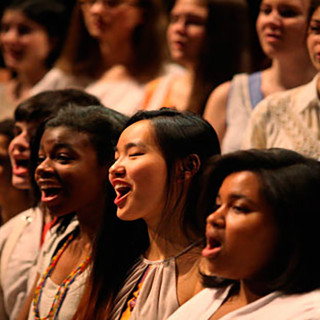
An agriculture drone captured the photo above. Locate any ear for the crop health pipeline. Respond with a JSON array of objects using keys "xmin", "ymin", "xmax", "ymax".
[{"xmin": 178, "ymin": 154, "xmax": 201, "ymax": 182}]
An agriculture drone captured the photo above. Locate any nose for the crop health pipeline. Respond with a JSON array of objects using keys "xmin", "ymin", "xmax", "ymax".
[
  {"xmin": 172, "ymin": 17, "xmax": 187, "ymax": 35},
  {"xmin": 9, "ymin": 134, "xmax": 29, "ymax": 155},
  {"xmin": 206, "ymin": 206, "xmax": 225, "ymax": 229},
  {"xmin": 90, "ymin": 0, "xmax": 108, "ymax": 15},
  {"xmin": 35, "ymin": 157, "xmax": 55, "ymax": 179},
  {"xmin": 264, "ymin": 9, "xmax": 282, "ymax": 29},
  {"xmin": 109, "ymin": 159, "xmax": 125, "ymax": 179},
  {"xmin": 1, "ymin": 26, "xmax": 19, "ymax": 44}
]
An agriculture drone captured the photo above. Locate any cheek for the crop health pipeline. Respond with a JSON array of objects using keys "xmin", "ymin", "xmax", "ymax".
[
  {"xmin": 167, "ymin": 25, "xmax": 174, "ymax": 42},
  {"xmin": 8, "ymin": 140, "xmax": 14, "ymax": 159},
  {"xmin": 116, "ymin": 8, "xmax": 142, "ymax": 31},
  {"xmin": 24, "ymin": 34, "xmax": 51, "ymax": 59},
  {"xmin": 133, "ymin": 164, "xmax": 167, "ymax": 196},
  {"xmin": 307, "ymin": 37, "xmax": 314, "ymax": 54}
]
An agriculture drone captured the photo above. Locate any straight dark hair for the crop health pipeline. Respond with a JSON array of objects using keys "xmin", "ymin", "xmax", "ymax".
[
  {"xmin": 57, "ymin": 0, "xmax": 167, "ymax": 81},
  {"xmin": 73, "ymin": 108, "xmax": 220, "ymax": 319},
  {"xmin": 187, "ymin": 0, "xmax": 251, "ymax": 114},
  {"xmin": 199, "ymin": 148, "xmax": 320, "ymax": 294}
]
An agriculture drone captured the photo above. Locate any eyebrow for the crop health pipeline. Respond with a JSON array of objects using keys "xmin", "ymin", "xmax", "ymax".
[
  {"xmin": 217, "ymin": 193, "xmax": 255, "ymax": 205},
  {"xmin": 114, "ymin": 142, "xmax": 147, "ymax": 153},
  {"xmin": 39, "ymin": 142, "xmax": 74, "ymax": 154},
  {"xmin": 229, "ymin": 194, "xmax": 255, "ymax": 205}
]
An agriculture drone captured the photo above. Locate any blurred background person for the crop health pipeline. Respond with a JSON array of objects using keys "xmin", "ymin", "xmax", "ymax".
[
  {"xmin": 0, "ymin": 0, "xmax": 68, "ymax": 119},
  {"xmin": 204, "ymin": 0, "xmax": 316, "ymax": 153},
  {"xmin": 142, "ymin": 0, "xmax": 250, "ymax": 115},
  {"xmin": 0, "ymin": 118, "xmax": 29, "ymax": 226},
  {"xmin": 243, "ymin": 0, "xmax": 320, "ymax": 160},
  {"xmin": 41, "ymin": 0, "xmax": 173, "ymax": 115}
]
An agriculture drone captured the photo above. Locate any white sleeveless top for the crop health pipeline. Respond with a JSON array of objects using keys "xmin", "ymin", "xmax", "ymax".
[{"xmin": 112, "ymin": 241, "xmax": 201, "ymax": 320}]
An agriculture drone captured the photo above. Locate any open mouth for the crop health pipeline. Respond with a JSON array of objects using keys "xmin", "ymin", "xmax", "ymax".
[
  {"xmin": 12, "ymin": 158, "xmax": 29, "ymax": 175},
  {"xmin": 40, "ymin": 187, "xmax": 62, "ymax": 203},
  {"xmin": 208, "ymin": 238, "xmax": 221, "ymax": 250},
  {"xmin": 202, "ymin": 234, "xmax": 222, "ymax": 259},
  {"xmin": 114, "ymin": 184, "xmax": 131, "ymax": 206}
]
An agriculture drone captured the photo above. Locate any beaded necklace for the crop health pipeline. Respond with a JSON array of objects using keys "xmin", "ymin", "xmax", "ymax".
[{"xmin": 32, "ymin": 232, "xmax": 91, "ymax": 320}]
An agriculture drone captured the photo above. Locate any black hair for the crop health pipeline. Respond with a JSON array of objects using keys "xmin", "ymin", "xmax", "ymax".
[
  {"xmin": 308, "ymin": 0, "xmax": 320, "ymax": 25},
  {"xmin": 199, "ymin": 148, "xmax": 320, "ymax": 294},
  {"xmin": 125, "ymin": 108, "xmax": 221, "ymax": 238},
  {"xmin": 184, "ymin": 0, "xmax": 250, "ymax": 114},
  {"xmin": 0, "ymin": 118, "xmax": 14, "ymax": 140},
  {"xmin": 14, "ymin": 88, "xmax": 102, "ymax": 124},
  {"xmin": 73, "ymin": 108, "xmax": 220, "ymax": 319},
  {"xmin": 5, "ymin": 0, "xmax": 68, "ymax": 67}
]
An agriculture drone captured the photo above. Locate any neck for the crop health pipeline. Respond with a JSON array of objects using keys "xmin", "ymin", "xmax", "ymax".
[
  {"xmin": 99, "ymin": 39, "xmax": 134, "ymax": 72},
  {"xmin": 17, "ymin": 65, "xmax": 48, "ymax": 89},
  {"xmin": 76, "ymin": 198, "xmax": 105, "ymax": 244},
  {"xmin": 266, "ymin": 53, "xmax": 316, "ymax": 90},
  {"xmin": 236, "ymin": 279, "xmax": 272, "ymax": 305},
  {"xmin": 145, "ymin": 221, "xmax": 195, "ymax": 261},
  {"xmin": 1, "ymin": 188, "xmax": 30, "ymax": 224}
]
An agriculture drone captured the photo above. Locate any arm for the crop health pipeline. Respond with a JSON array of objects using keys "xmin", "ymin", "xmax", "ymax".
[
  {"xmin": 242, "ymin": 100, "xmax": 268, "ymax": 150},
  {"xmin": 203, "ymin": 82, "xmax": 231, "ymax": 144},
  {"xmin": 16, "ymin": 273, "xmax": 40, "ymax": 320}
]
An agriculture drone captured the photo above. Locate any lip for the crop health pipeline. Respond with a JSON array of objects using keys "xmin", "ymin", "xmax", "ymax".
[
  {"xmin": 12, "ymin": 164, "xmax": 28, "ymax": 176},
  {"xmin": 202, "ymin": 228, "xmax": 223, "ymax": 259},
  {"xmin": 263, "ymin": 32, "xmax": 281, "ymax": 43},
  {"xmin": 110, "ymin": 179, "xmax": 132, "ymax": 207},
  {"xmin": 171, "ymin": 40, "xmax": 186, "ymax": 50},
  {"xmin": 11, "ymin": 157, "xmax": 29, "ymax": 176},
  {"xmin": 3, "ymin": 47, "xmax": 23, "ymax": 61},
  {"xmin": 91, "ymin": 17, "xmax": 108, "ymax": 32},
  {"xmin": 37, "ymin": 180, "xmax": 63, "ymax": 204}
]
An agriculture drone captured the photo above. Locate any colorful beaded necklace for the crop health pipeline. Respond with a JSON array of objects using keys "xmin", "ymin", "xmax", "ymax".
[{"xmin": 32, "ymin": 232, "xmax": 91, "ymax": 320}]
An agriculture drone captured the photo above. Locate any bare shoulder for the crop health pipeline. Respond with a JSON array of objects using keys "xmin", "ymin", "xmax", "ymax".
[
  {"xmin": 176, "ymin": 249, "xmax": 203, "ymax": 306},
  {"xmin": 206, "ymin": 81, "xmax": 232, "ymax": 111},
  {"xmin": 203, "ymin": 81, "xmax": 232, "ymax": 141}
]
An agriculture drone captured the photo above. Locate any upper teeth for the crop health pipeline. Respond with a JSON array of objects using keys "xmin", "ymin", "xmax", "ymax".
[{"xmin": 115, "ymin": 184, "xmax": 129, "ymax": 191}]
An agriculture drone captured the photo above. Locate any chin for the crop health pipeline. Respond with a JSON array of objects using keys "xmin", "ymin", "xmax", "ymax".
[
  {"xmin": 116, "ymin": 209, "xmax": 138, "ymax": 221},
  {"xmin": 12, "ymin": 176, "xmax": 31, "ymax": 190}
]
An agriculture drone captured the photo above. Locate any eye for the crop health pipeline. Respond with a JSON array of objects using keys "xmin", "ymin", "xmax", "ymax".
[
  {"xmin": 17, "ymin": 24, "xmax": 32, "ymax": 36},
  {"xmin": 37, "ymin": 155, "xmax": 45, "ymax": 165},
  {"xmin": 279, "ymin": 8, "xmax": 298, "ymax": 18},
  {"xmin": 232, "ymin": 205, "xmax": 250, "ymax": 214},
  {"xmin": 0, "ymin": 23, "xmax": 10, "ymax": 33},
  {"xmin": 260, "ymin": 5, "xmax": 272, "ymax": 15},
  {"xmin": 13, "ymin": 127, "xmax": 22, "ymax": 137},
  {"xmin": 103, "ymin": 0, "xmax": 122, "ymax": 7},
  {"xmin": 309, "ymin": 24, "xmax": 320, "ymax": 34},
  {"xmin": 185, "ymin": 16, "xmax": 206, "ymax": 27},
  {"xmin": 56, "ymin": 153, "xmax": 72, "ymax": 164},
  {"xmin": 169, "ymin": 14, "xmax": 179, "ymax": 24}
]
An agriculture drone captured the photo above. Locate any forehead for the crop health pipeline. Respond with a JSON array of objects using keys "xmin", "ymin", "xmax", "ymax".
[
  {"xmin": 2, "ymin": 10, "xmax": 30, "ymax": 24},
  {"xmin": 260, "ymin": 0, "xmax": 308, "ymax": 9},
  {"xmin": 41, "ymin": 127, "xmax": 92, "ymax": 149},
  {"xmin": 1, "ymin": 9, "xmax": 47, "ymax": 31},
  {"xmin": 171, "ymin": 0, "xmax": 208, "ymax": 15},
  {"xmin": 118, "ymin": 120, "xmax": 157, "ymax": 146},
  {"xmin": 14, "ymin": 121, "xmax": 38, "ymax": 135},
  {"xmin": 219, "ymin": 171, "xmax": 262, "ymax": 199}
]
